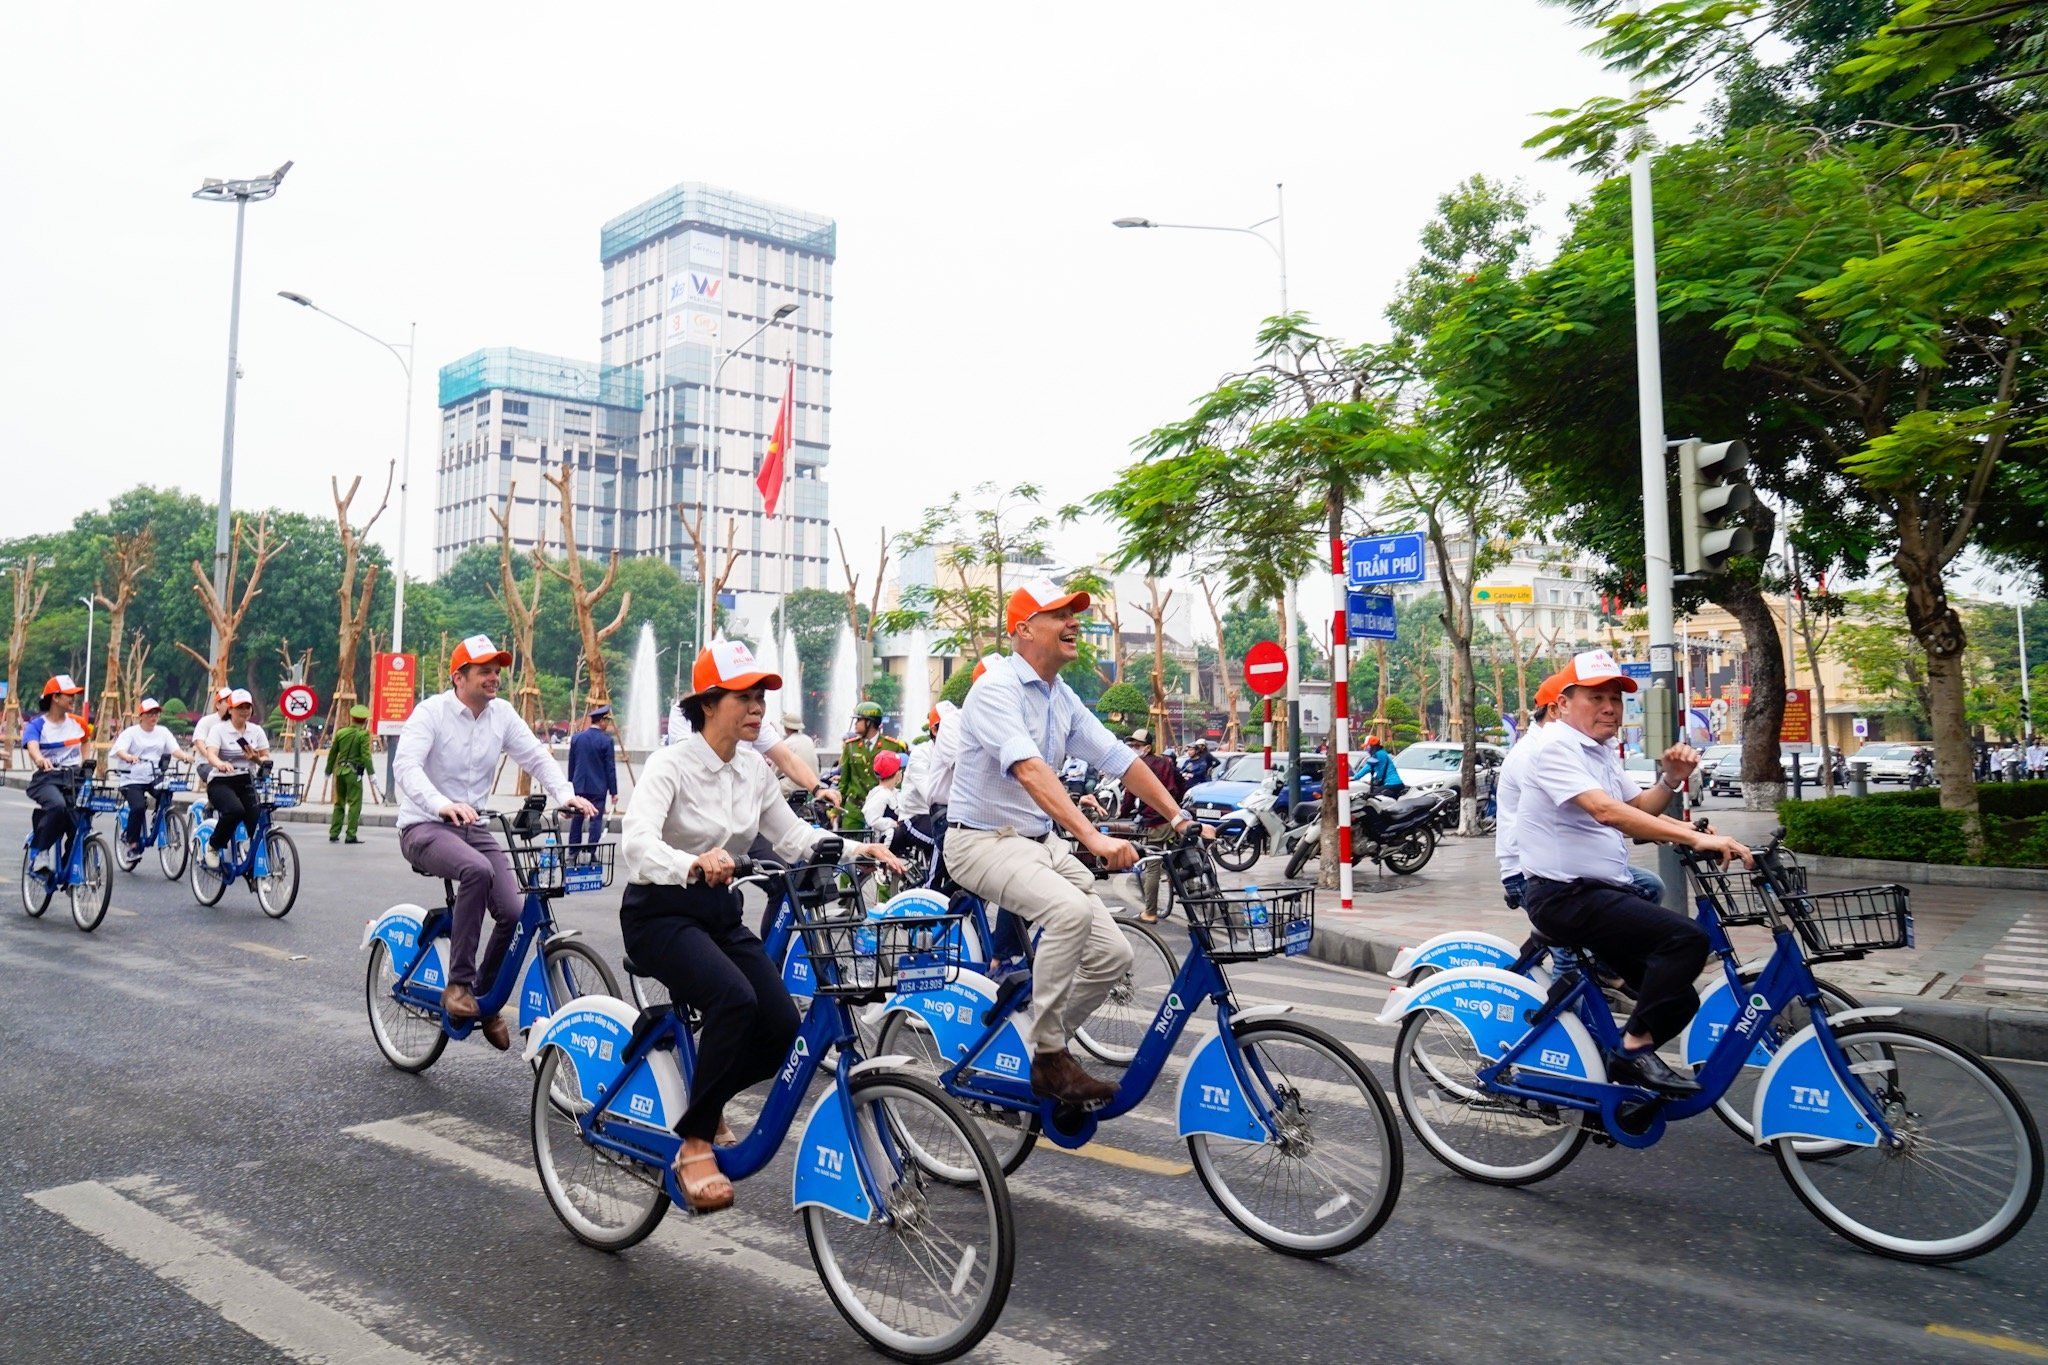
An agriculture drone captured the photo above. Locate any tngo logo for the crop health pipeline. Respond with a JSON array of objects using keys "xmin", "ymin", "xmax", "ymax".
[
  {"xmin": 1154, "ymin": 993, "xmax": 1185, "ymax": 1037},
  {"xmin": 1734, "ymin": 991, "xmax": 1769, "ymax": 1037},
  {"xmin": 779, "ymin": 1035, "xmax": 810, "ymax": 1086}
]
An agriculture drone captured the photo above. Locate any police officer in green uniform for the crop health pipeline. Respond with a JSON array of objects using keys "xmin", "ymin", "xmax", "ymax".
[
  {"xmin": 327, "ymin": 704, "xmax": 374, "ymax": 844},
  {"xmin": 836, "ymin": 700, "xmax": 907, "ymax": 832}
]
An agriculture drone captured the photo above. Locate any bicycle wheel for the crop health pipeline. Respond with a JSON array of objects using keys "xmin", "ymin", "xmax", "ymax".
[
  {"xmin": 1189, "ymin": 1018, "xmax": 1402, "ymax": 1258},
  {"xmin": 1382, "ymin": 827, "xmax": 1436, "ymax": 875},
  {"xmin": 189, "ymin": 839, "xmax": 228, "ymax": 907},
  {"xmin": 876, "ymin": 1010, "xmax": 1040, "ymax": 1176},
  {"xmin": 628, "ymin": 965, "xmax": 671, "ymax": 1011},
  {"xmin": 21, "ymin": 847, "xmax": 53, "ymax": 918},
  {"xmin": 541, "ymin": 938, "xmax": 620, "ymax": 1009},
  {"xmin": 115, "ymin": 815, "xmax": 142, "ymax": 872},
  {"xmin": 1775, "ymin": 1023, "xmax": 2042, "ymax": 1263},
  {"xmin": 158, "ymin": 811, "xmax": 191, "ymax": 880},
  {"xmin": 1075, "ymin": 919, "xmax": 1180, "ymax": 1066},
  {"xmin": 1283, "ymin": 836, "xmax": 1317, "ymax": 881},
  {"xmin": 256, "ymin": 831, "xmax": 299, "ymax": 918},
  {"xmin": 1393, "ymin": 1009, "xmax": 1588, "ymax": 1186},
  {"xmin": 1709, "ymin": 977, "xmax": 1862, "ymax": 1151},
  {"xmin": 805, "ymin": 1071, "xmax": 1014, "ymax": 1363},
  {"xmin": 1212, "ymin": 826, "xmax": 1262, "ymax": 873},
  {"xmin": 530, "ymin": 1047, "xmax": 670, "ymax": 1251},
  {"xmin": 364, "ymin": 938, "xmax": 448, "ymax": 1073},
  {"xmin": 70, "ymin": 835, "xmax": 112, "ymax": 933}
]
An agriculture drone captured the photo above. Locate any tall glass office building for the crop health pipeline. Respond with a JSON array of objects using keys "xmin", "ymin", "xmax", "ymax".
[{"xmin": 436, "ymin": 184, "xmax": 836, "ymax": 603}]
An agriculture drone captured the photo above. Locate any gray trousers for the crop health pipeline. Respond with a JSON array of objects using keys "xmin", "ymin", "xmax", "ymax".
[{"xmin": 400, "ymin": 821, "xmax": 523, "ymax": 993}]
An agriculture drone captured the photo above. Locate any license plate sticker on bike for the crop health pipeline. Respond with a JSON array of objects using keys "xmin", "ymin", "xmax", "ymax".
[
  {"xmin": 562, "ymin": 866, "xmax": 605, "ymax": 893},
  {"xmin": 1282, "ymin": 919, "xmax": 1313, "ymax": 956},
  {"xmin": 895, "ymin": 952, "xmax": 950, "ymax": 994}
]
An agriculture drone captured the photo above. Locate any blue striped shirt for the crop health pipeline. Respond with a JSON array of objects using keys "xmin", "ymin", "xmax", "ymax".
[{"xmin": 948, "ymin": 652, "xmax": 1135, "ymax": 837}]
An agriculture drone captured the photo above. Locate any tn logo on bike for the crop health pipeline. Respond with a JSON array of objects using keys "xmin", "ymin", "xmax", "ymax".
[
  {"xmin": 1200, "ymin": 1083, "xmax": 1232, "ymax": 1110},
  {"xmin": 814, "ymin": 1145, "xmax": 845, "ymax": 1177},
  {"xmin": 1788, "ymin": 1084, "xmax": 1830, "ymax": 1112}
]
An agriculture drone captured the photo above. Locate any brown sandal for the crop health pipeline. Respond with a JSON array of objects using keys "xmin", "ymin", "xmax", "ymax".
[
  {"xmin": 713, "ymin": 1120, "xmax": 739, "ymax": 1148},
  {"xmin": 673, "ymin": 1149, "xmax": 734, "ymax": 1213}
]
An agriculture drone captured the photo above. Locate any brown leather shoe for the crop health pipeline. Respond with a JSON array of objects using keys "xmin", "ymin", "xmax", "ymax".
[
  {"xmin": 1030, "ymin": 1049, "xmax": 1117, "ymax": 1108},
  {"xmin": 480, "ymin": 1013, "xmax": 512, "ymax": 1051},
  {"xmin": 442, "ymin": 983, "xmax": 482, "ymax": 1021}
]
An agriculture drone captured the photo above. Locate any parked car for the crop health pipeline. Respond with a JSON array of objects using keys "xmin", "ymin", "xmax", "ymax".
[
  {"xmin": 1696, "ymin": 744, "xmax": 1741, "ymax": 781},
  {"xmin": 1622, "ymin": 753, "xmax": 1661, "ymax": 792},
  {"xmin": 1183, "ymin": 752, "xmax": 1324, "ymax": 824},
  {"xmin": 1391, "ymin": 741, "xmax": 1507, "ymax": 792},
  {"xmin": 1851, "ymin": 742, "xmax": 1921, "ymax": 784}
]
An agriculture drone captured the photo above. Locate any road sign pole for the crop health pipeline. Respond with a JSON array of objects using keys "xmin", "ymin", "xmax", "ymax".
[
  {"xmin": 1262, "ymin": 700, "xmax": 1273, "ymax": 774},
  {"xmin": 1283, "ymin": 582, "xmax": 1301, "ymax": 817},
  {"xmin": 1329, "ymin": 535, "xmax": 1352, "ymax": 911}
]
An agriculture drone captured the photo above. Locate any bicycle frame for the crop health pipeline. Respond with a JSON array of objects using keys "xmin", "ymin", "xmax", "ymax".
[
  {"xmin": 1477, "ymin": 929, "xmax": 1898, "ymax": 1146},
  {"xmin": 392, "ymin": 889, "xmax": 558, "ymax": 1024},
  {"xmin": 27, "ymin": 800, "xmax": 103, "ymax": 888}
]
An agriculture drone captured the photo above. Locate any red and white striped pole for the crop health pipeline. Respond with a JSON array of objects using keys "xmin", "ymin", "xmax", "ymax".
[
  {"xmin": 1330, "ymin": 534, "xmax": 1353, "ymax": 912},
  {"xmin": 1262, "ymin": 700, "xmax": 1273, "ymax": 774}
]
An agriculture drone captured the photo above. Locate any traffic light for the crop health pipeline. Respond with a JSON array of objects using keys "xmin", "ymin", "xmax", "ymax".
[{"xmin": 1677, "ymin": 438, "xmax": 1755, "ymax": 574}]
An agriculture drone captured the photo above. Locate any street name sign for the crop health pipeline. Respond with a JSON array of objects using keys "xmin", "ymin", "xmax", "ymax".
[
  {"xmin": 1346, "ymin": 591, "xmax": 1398, "ymax": 640},
  {"xmin": 1346, "ymin": 534, "xmax": 1426, "ymax": 588}
]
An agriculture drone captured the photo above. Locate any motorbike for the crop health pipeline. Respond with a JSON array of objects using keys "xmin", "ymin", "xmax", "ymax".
[
  {"xmin": 1908, "ymin": 748, "xmax": 1934, "ymax": 790},
  {"xmin": 1209, "ymin": 787, "xmax": 1317, "ymax": 872},
  {"xmin": 1279, "ymin": 785, "xmax": 1450, "ymax": 880}
]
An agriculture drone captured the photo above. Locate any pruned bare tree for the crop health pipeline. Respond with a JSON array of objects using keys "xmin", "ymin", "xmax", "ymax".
[
  {"xmin": 678, "ymin": 500, "xmax": 740, "ymax": 637},
  {"xmin": 541, "ymin": 461, "xmax": 631, "ymax": 710},
  {"xmin": 327, "ymin": 462, "xmax": 393, "ymax": 740},
  {"xmin": 1197, "ymin": 576, "xmax": 1243, "ymax": 748},
  {"xmin": 4, "ymin": 555, "xmax": 49, "ymax": 769},
  {"xmin": 119, "ymin": 636, "xmax": 154, "ymax": 719},
  {"xmin": 834, "ymin": 526, "xmax": 889, "ymax": 645},
  {"xmin": 489, "ymin": 481, "xmax": 546, "ymax": 740},
  {"xmin": 93, "ymin": 529, "xmax": 154, "ymax": 739},
  {"xmin": 1142, "ymin": 577, "xmax": 1176, "ymax": 744},
  {"xmin": 176, "ymin": 514, "xmax": 284, "ymax": 696}
]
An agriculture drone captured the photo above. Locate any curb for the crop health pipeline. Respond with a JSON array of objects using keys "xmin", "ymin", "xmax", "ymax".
[
  {"xmin": 1308, "ymin": 918, "xmax": 2048, "ymax": 1063},
  {"xmin": 1798, "ymin": 853, "xmax": 2048, "ymax": 892}
]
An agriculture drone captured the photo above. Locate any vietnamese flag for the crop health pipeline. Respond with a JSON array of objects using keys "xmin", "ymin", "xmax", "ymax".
[{"xmin": 755, "ymin": 363, "xmax": 794, "ymax": 516}]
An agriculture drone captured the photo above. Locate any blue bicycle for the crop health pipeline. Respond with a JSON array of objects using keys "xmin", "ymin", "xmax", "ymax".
[
  {"xmin": 188, "ymin": 763, "xmax": 302, "ymax": 917},
  {"xmin": 526, "ymin": 852, "xmax": 1016, "ymax": 1363},
  {"xmin": 1385, "ymin": 835, "xmax": 2042, "ymax": 1262},
  {"xmin": 362, "ymin": 796, "xmax": 620, "ymax": 1073},
  {"xmin": 19, "ymin": 762, "xmax": 120, "ymax": 933},
  {"xmin": 876, "ymin": 836, "xmax": 1404, "ymax": 1258},
  {"xmin": 113, "ymin": 759, "xmax": 193, "ymax": 880}
]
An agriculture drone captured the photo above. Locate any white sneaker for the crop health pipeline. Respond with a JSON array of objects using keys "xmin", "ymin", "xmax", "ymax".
[{"xmin": 202, "ymin": 845, "xmax": 221, "ymax": 871}]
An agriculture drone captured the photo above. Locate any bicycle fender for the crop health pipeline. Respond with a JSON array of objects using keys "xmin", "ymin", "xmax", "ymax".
[
  {"xmin": 1679, "ymin": 977, "xmax": 1778, "ymax": 1072},
  {"xmin": 1378, "ymin": 967, "xmax": 1604, "ymax": 1081},
  {"xmin": 780, "ymin": 934, "xmax": 817, "ymax": 1002},
  {"xmin": 792, "ymin": 1088, "xmax": 876, "ymax": 1224},
  {"xmin": 1176, "ymin": 1030, "xmax": 1276, "ymax": 1143},
  {"xmin": 360, "ymin": 907, "xmax": 431, "ymax": 978},
  {"xmin": 524, "ymin": 996, "xmax": 687, "ymax": 1131},
  {"xmin": 868, "ymin": 887, "xmax": 976, "ymax": 963},
  {"xmin": 1750, "ymin": 1007, "xmax": 1901, "ymax": 1148},
  {"xmin": 1388, "ymin": 931, "xmax": 1524, "ymax": 980},
  {"xmin": 881, "ymin": 970, "xmax": 1031, "ymax": 1083}
]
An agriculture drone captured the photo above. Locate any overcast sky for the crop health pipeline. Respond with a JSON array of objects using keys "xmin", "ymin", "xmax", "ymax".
[{"xmin": 3, "ymin": 1, "xmax": 1650, "ymax": 635}]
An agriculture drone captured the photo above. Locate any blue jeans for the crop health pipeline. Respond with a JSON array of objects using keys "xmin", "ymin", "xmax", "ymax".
[{"xmin": 1627, "ymin": 865, "xmax": 1665, "ymax": 903}]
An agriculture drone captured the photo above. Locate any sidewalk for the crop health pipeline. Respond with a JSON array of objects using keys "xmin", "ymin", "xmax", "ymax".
[{"xmin": 1277, "ymin": 810, "xmax": 2048, "ymax": 1059}]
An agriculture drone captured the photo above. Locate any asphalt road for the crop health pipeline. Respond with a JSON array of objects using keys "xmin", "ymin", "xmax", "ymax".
[{"xmin": 5, "ymin": 785, "xmax": 2047, "ymax": 1365}]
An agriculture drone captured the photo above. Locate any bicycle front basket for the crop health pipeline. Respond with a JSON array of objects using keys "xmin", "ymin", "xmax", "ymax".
[
  {"xmin": 1181, "ymin": 883, "xmax": 1316, "ymax": 962},
  {"xmin": 794, "ymin": 906, "xmax": 967, "ymax": 1000},
  {"xmin": 1782, "ymin": 883, "xmax": 1912, "ymax": 959},
  {"xmin": 1693, "ymin": 858, "xmax": 1808, "ymax": 927},
  {"xmin": 560, "ymin": 842, "xmax": 617, "ymax": 894},
  {"xmin": 82, "ymin": 783, "xmax": 124, "ymax": 814}
]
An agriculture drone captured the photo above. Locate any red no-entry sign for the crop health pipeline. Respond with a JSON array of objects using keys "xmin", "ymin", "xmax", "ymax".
[{"xmin": 1243, "ymin": 640, "xmax": 1289, "ymax": 697}]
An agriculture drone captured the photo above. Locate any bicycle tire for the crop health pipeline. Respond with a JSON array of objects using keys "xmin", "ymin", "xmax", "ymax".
[
  {"xmin": 530, "ymin": 1047, "xmax": 670, "ymax": 1251},
  {"xmin": 257, "ymin": 831, "xmax": 299, "ymax": 918},
  {"xmin": 540, "ymin": 939, "xmax": 620, "ymax": 1014},
  {"xmin": 1188, "ymin": 1018, "xmax": 1402, "ymax": 1258},
  {"xmin": 1392, "ymin": 1009, "xmax": 1588, "ymax": 1186},
  {"xmin": 189, "ymin": 838, "xmax": 229, "ymax": 907},
  {"xmin": 1075, "ymin": 918, "xmax": 1180, "ymax": 1066},
  {"xmin": 114, "ymin": 813, "xmax": 143, "ymax": 872},
  {"xmin": 804, "ymin": 1070, "xmax": 1015, "ymax": 1362},
  {"xmin": 1382, "ymin": 827, "xmax": 1436, "ymax": 875},
  {"xmin": 1283, "ymin": 836, "xmax": 1317, "ymax": 881},
  {"xmin": 70, "ymin": 835, "xmax": 112, "ymax": 933},
  {"xmin": 159, "ymin": 811, "xmax": 191, "ymax": 880},
  {"xmin": 1774, "ymin": 1022, "xmax": 2042, "ymax": 1263},
  {"xmin": 876, "ymin": 1009, "xmax": 1040, "ymax": 1176},
  {"xmin": 364, "ymin": 938, "xmax": 448, "ymax": 1073},
  {"xmin": 1707, "ymin": 975, "xmax": 1862, "ymax": 1151},
  {"xmin": 21, "ymin": 847, "xmax": 53, "ymax": 918},
  {"xmin": 1211, "ymin": 826, "xmax": 1263, "ymax": 873}
]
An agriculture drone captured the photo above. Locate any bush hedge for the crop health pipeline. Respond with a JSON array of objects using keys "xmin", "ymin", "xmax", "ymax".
[{"xmin": 1779, "ymin": 781, "xmax": 2048, "ymax": 867}]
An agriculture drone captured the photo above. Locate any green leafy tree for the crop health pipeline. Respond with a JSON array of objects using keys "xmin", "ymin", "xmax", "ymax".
[
  {"xmin": 777, "ymin": 586, "xmax": 858, "ymax": 737},
  {"xmin": 1096, "ymin": 680, "xmax": 1151, "ymax": 737},
  {"xmin": 881, "ymin": 482, "xmax": 1053, "ymax": 658}
]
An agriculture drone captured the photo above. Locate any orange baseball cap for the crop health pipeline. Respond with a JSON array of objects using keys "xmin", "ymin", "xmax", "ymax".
[
  {"xmin": 1549, "ymin": 648, "xmax": 1637, "ymax": 697},
  {"xmin": 450, "ymin": 633, "xmax": 514, "ymax": 671},
  {"xmin": 927, "ymin": 706, "xmax": 941, "ymax": 731},
  {"xmin": 42, "ymin": 674, "xmax": 83, "ymax": 697},
  {"xmin": 688, "ymin": 639, "xmax": 781, "ymax": 699},
  {"xmin": 1005, "ymin": 579, "xmax": 1091, "ymax": 636},
  {"xmin": 1532, "ymin": 670, "xmax": 1567, "ymax": 709},
  {"xmin": 215, "ymin": 686, "xmax": 235, "ymax": 703}
]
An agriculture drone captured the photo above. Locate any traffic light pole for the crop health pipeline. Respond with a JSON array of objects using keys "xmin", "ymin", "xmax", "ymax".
[{"xmin": 1630, "ymin": 124, "xmax": 1686, "ymax": 912}]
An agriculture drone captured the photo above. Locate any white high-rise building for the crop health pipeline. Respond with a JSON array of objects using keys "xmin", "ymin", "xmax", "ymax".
[{"xmin": 599, "ymin": 184, "xmax": 835, "ymax": 613}]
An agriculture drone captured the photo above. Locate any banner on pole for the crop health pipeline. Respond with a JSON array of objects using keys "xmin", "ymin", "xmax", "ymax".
[{"xmin": 371, "ymin": 653, "xmax": 418, "ymax": 738}]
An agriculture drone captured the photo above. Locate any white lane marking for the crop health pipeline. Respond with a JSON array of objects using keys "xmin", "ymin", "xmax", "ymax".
[
  {"xmin": 25, "ymin": 1181, "xmax": 432, "ymax": 1365},
  {"xmin": 233, "ymin": 941, "xmax": 310, "ymax": 963},
  {"xmin": 344, "ymin": 1115, "xmax": 1091, "ymax": 1365}
]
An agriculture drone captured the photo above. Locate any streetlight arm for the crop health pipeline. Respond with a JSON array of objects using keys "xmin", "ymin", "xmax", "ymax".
[
  {"xmin": 279, "ymin": 294, "xmax": 411, "ymax": 377},
  {"xmin": 1124, "ymin": 220, "xmax": 1284, "ymax": 263}
]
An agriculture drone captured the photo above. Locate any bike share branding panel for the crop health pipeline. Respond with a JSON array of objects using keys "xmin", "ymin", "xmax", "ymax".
[
  {"xmin": 793, "ymin": 1088, "xmax": 876, "ymax": 1224},
  {"xmin": 529, "ymin": 997, "xmax": 684, "ymax": 1130},
  {"xmin": 1382, "ymin": 968, "xmax": 1598, "ymax": 1079},
  {"xmin": 1176, "ymin": 1028, "xmax": 1273, "ymax": 1143},
  {"xmin": 886, "ymin": 973, "xmax": 1030, "ymax": 1081},
  {"xmin": 1680, "ymin": 979, "xmax": 1777, "ymax": 1071},
  {"xmin": 1388, "ymin": 934, "xmax": 1521, "ymax": 979},
  {"xmin": 1752, "ymin": 1024, "xmax": 1882, "ymax": 1147}
]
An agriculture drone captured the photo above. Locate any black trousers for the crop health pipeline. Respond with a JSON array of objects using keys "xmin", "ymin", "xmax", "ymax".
[
  {"xmin": 207, "ymin": 774, "xmax": 257, "ymax": 851},
  {"xmin": 26, "ymin": 770, "xmax": 79, "ymax": 852},
  {"xmin": 621, "ymin": 879, "xmax": 800, "ymax": 1142},
  {"xmin": 121, "ymin": 783, "xmax": 168, "ymax": 850},
  {"xmin": 1523, "ymin": 875, "xmax": 1711, "ymax": 1046}
]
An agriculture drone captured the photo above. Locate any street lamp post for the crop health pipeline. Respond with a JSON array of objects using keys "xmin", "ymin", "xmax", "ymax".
[
  {"xmin": 697, "ymin": 302, "xmax": 800, "ymax": 655},
  {"xmin": 79, "ymin": 596, "xmax": 95, "ymax": 728},
  {"xmin": 1114, "ymin": 186, "xmax": 1307, "ymax": 813},
  {"xmin": 194, "ymin": 162, "xmax": 292, "ymax": 662}
]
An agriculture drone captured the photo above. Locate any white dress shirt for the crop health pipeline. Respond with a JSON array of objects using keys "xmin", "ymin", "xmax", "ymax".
[
  {"xmin": 1516, "ymin": 720, "xmax": 1637, "ymax": 886},
  {"xmin": 863, "ymin": 781, "xmax": 902, "ymax": 833},
  {"xmin": 926, "ymin": 712, "xmax": 965, "ymax": 810},
  {"xmin": 202, "ymin": 721, "xmax": 271, "ymax": 778},
  {"xmin": 621, "ymin": 733, "xmax": 830, "ymax": 885},
  {"xmin": 1492, "ymin": 719, "xmax": 1556, "ymax": 879},
  {"xmin": 112, "ymin": 725, "xmax": 180, "ymax": 786},
  {"xmin": 898, "ymin": 740, "xmax": 937, "ymax": 819},
  {"xmin": 393, "ymin": 689, "xmax": 573, "ymax": 830},
  {"xmin": 949, "ymin": 653, "xmax": 1135, "ymax": 836}
]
